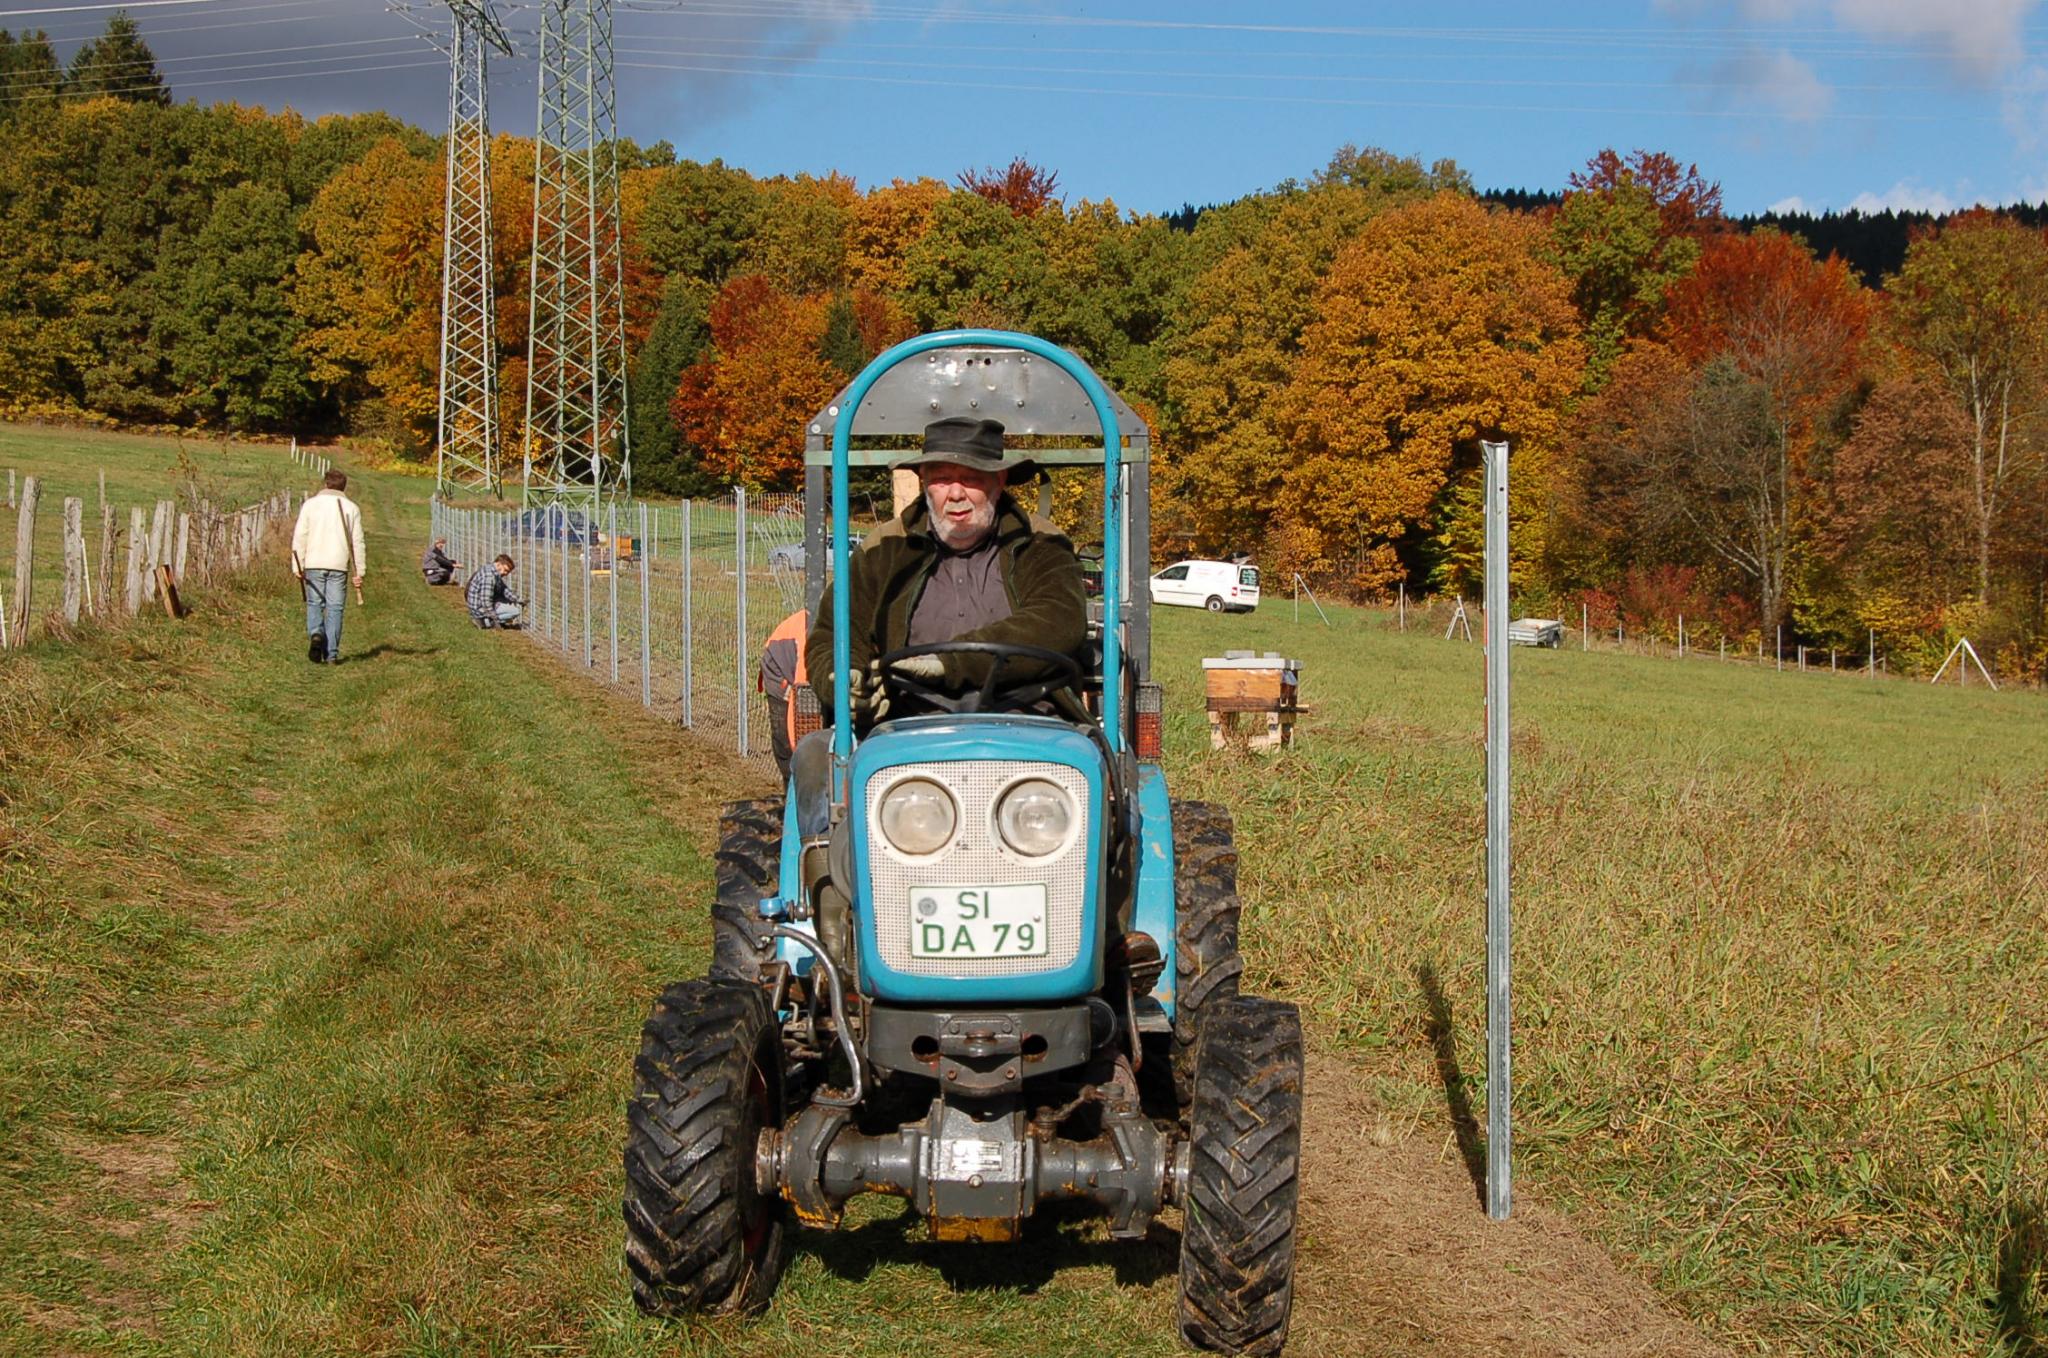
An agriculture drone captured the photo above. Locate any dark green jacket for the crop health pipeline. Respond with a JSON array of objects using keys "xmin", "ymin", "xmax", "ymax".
[{"xmin": 806, "ymin": 493, "xmax": 1086, "ymax": 722}]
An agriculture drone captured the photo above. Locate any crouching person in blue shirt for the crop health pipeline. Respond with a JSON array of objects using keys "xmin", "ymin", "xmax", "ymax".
[{"xmin": 466, "ymin": 554, "xmax": 526, "ymax": 628}]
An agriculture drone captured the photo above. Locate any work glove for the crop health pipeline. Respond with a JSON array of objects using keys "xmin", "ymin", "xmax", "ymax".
[
  {"xmin": 848, "ymin": 658, "xmax": 893, "ymax": 724},
  {"xmin": 890, "ymin": 653, "xmax": 946, "ymax": 682}
]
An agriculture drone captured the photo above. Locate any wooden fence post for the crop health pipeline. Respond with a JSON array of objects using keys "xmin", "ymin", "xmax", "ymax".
[
  {"xmin": 145, "ymin": 500, "xmax": 172, "ymax": 601},
  {"xmin": 11, "ymin": 476, "xmax": 38, "ymax": 642},
  {"xmin": 98, "ymin": 503, "xmax": 115, "ymax": 618},
  {"xmin": 197, "ymin": 500, "xmax": 214, "ymax": 584},
  {"xmin": 126, "ymin": 507, "xmax": 147, "ymax": 615},
  {"xmin": 175, "ymin": 511, "xmax": 190, "ymax": 582},
  {"xmin": 62, "ymin": 497, "xmax": 84, "ymax": 626}
]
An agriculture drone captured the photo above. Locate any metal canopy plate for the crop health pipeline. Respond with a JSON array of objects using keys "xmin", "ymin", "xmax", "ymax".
[{"xmin": 804, "ymin": 347, "xmax": 1149, "ymax": 464}]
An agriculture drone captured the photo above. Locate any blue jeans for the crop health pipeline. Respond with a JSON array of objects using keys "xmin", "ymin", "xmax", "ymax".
[{"xmin": 303, "ymin": 568, "xmax": 347, "ymax": 659}]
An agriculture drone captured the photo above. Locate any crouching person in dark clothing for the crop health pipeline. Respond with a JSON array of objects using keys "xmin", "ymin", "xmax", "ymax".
[
  {"xmin": 421, "ymin": 538, "xmax": 460, "ymax": 585},
  {"xmin": 466, "ymin": 554, "xmax": 525, "ymax": 628}
]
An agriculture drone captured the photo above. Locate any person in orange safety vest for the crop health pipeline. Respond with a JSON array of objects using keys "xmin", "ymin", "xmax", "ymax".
[{"xmin": 759, "ymin": 608, "xmax": 809, "ymax": 780}]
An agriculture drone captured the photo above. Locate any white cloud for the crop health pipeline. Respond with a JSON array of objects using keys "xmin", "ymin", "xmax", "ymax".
[
  {"xmin": 1768, "ymin": 194, "xmax": 1810, "ymax": 212},
  {"xmin": 1700, "ymin": 45, "xmax": 1835, "ymax": 121},
  {"xmin": 1663, "ymin": 0, "xmax": 2043, "ymax": 83},
  {"xmin": 1842, "ymin": 181, "xmax": 1960, "ymax": 213},
  {"xmin": 2002, "ymin": 63, "xmax": 2048, "ymax": 158},
  {"xmin": 1830, "ymin": 0, "xmax": 2039, "ymax": 82}
]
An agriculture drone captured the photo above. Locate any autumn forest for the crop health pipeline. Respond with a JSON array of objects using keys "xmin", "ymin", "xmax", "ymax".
[{"xmin": 4, "ymin": 22, "xmax": 2047, "ymax": 679}]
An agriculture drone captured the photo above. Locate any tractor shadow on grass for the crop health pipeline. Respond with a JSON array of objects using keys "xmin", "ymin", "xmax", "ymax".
[
  {"xmin": 802, "ymin": 1198, "xmax": 1179, "ymax": 1293},
  {"xmin": 1415, "ymin": 959, "xmax": 1488, "ymax": 1211}
]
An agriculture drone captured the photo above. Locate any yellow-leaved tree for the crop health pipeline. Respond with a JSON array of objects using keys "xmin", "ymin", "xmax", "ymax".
[
  {"xmin": 291, "ymin": 137, "xmax": 442, "ymax": 453},
  {"xmin": 1278, "ymin": 192, "xmax": 1585, "ymax": 592}
]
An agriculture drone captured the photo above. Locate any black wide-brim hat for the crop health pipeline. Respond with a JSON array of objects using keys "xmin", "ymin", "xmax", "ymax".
[{"xmin": 891, "ymin": 417, "xmax": 1038, "ymax": 481}]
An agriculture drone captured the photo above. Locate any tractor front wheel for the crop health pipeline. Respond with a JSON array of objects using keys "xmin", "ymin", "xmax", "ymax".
[
  {"xmin": 624, "ymin": 978, "xmax": 791, "ymax": 1316},
  {"xmin": 1178, "ymin": 994, "xmax": 1303, "ymax": 1356},
  {"xmin": 710, "ymin": 798, "xmax": 780, "ymax": 981}
]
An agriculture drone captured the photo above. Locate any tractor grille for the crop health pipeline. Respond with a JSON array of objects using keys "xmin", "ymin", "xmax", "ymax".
[{"xmin": 865, "ymin": 760, "xmax": 1092, "ymax": 978}]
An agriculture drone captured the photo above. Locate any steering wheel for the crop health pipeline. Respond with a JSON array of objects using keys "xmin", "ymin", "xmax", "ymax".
[{"xmin": 877, "ymin": 641, "xmax": 1083, "ymax": 716}]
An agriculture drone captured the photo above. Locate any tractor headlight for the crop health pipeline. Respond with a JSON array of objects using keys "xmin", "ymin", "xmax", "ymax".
[
  {"xmin": 878, "ymin": 778, "xmax": 957, "ymax": 856},
  {"xmin": 994, "ymin": 778, "xmax": 1075, "ymax": 857}
]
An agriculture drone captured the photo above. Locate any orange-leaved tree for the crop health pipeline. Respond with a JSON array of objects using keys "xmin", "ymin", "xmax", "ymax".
[
  {"xmin": 1157, "ymin": 147, "xmax": 1467, "ymax": 559},
  {"xmin": 1277, "ymin": 192, "xmax": 1585, "ymax": 592},
  {"xmin": 1656, "ymin": 229, "xmax": 1872, "ymax": 631},
  {"xmin": 672, "ymin": 276, "xmax": 909, "ymax": 489}
]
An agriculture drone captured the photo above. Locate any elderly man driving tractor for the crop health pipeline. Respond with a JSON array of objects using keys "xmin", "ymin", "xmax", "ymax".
[
  {"xmin": 806, "ymin": 415, "xmax": 1088, "ymax": 728},
  {"xmin": 624, "ymin": 333, "xmax": 1301, "ymax": 1358}
]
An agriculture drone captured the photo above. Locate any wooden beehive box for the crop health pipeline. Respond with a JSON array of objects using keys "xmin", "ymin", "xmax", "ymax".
[{"xmin": 1201, "ymin": 652, "xmax": 1301, "ymax": 749}]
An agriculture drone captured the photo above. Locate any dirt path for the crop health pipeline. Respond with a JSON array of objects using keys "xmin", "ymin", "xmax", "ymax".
[{"xmin": 1291, "ymin": 1053, "xmax": 1726, "ymax": 1357}]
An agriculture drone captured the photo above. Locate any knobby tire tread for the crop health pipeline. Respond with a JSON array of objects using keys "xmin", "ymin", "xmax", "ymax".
[
  {"xmin": 1171, "ymin": 799, "xmax": 1244, "ymax": 1108},
  {"xmin": 710, "ymin": 798, "xmax": 780, "ymax": 982},
  {"xmin": 1177, "ymin": 994, "xmax": 1303, "ymax": 1356},
  {"xmin": 623, "ymin": 978, "xmax": 789, "ymax": 1316}
]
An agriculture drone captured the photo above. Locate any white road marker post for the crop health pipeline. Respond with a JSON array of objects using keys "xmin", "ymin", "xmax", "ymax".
[{"xmin": 1481, "ymin": 439, "xmax": 1513, "ymax": 1223}]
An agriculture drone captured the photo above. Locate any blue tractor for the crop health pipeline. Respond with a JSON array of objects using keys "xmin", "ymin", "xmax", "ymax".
[{"xmin": 623, "ymin": 332, "xmax": 1303, "ymax": 1354}]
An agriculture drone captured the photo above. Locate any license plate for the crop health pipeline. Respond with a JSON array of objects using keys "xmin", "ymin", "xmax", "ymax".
[{"xmin": 909, "ymin": 884, "xmax": 1048, "ymax": 958}]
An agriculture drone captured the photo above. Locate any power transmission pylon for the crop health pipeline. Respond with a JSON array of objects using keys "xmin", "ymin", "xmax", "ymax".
[
  {"xmin": 400, "ymin": 0, "xmax": 515, "ymax": 500},
  {"xmin": 523, "ymin": 0, "xmax": 631, "ymax": 511}
]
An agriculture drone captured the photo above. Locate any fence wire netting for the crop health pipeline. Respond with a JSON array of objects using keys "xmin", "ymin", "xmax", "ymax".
[{"xmin": 434, "ymin": 493, "xmax": 806, "ymax": 762}]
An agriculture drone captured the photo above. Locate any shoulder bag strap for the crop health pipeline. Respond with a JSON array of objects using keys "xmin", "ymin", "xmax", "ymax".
[{"xmin": 333, "ymin": 496, "xmax": 356, "ymax": 577}]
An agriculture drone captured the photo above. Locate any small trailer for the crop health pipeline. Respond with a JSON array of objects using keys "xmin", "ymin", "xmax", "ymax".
[{"xmin": 1508, "ymin": 617, "xmax": 1563, "ymax": 648}]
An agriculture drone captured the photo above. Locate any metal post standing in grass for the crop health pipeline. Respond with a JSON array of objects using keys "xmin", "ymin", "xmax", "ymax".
[
  {"xmin": 736, "ymin": 487, "xmax": 749, "ymax": 756},
  {"xmin": 682, "ymin": 499, "xmax": 694, "ymax": 726},
  {"xmin": 581, "ymin": 504, "xmax": 593, "ymax": 667},
  {"xmin": 638, "ymin": 500, "xmax": 651, "ymax": 706},
  {"xmin": 1480, "ymin": 439, "xmax": 1512, "ymax": 1223},
  {"xmin": 559, "ymin": 507, "xmax": 571, "ymax": 653},
  {"xmin": 608, "ymin": 499, "xmax": 620, "ymax": 684}
]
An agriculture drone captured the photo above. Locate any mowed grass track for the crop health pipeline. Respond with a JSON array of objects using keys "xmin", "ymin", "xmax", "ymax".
[
  {"xmin": 0, "ymin": 466, "xmax": 1190, "ymax": 1356},
  {"xmin": 1151, "ymin": 603, "xmax": 2048, "ymax": 1355}
]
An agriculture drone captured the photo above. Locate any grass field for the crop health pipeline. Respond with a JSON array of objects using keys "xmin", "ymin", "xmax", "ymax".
[
  {"xmin": 1, "ymin": 427, "xmax": 2043, "ymax": 1356},
  {"xmin": 0, "ymin": 425, "xmax": 303, "ymax": 631},
  {"xmin": 1153, "ymin": 601, "xmax": 2048, "ymax": 1354}
]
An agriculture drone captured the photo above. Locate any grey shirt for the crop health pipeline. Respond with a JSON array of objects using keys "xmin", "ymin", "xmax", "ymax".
[{"xmin": 907, "ymin": 534, "xmax": 1013, "ymax": 647}]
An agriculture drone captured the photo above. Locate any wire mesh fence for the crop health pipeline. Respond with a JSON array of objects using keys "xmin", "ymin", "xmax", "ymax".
[{"xmin": 432, "ymin": 492, "xmax": 806, "ymax": 761}]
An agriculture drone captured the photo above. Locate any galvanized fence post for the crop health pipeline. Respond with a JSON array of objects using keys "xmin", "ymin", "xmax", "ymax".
[
  {"xmin": 581, "ymin": 502, "xmax": 593, "ymax": 668},
  {"xmin": 608, "ymin": 498, "xmax": 621, "ymax": 684},
  {"xmin": 639, "ymin": 500, "xmax": 651, "ymax": 706},
  {"xmin": 1480, "ymin": 439, "xmax": 1513, "ymax": 1224},
  {"xmin": 735, "ymin": 487, "xmax": 749, "ymax": 757},
  {"xmin": 682, "ymin": 499, "xmax": 694, "ymax": 727}
]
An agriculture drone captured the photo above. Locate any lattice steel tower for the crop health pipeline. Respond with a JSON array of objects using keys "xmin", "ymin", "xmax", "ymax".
[
  {"xmin": 523, "ymin": 0, "xmax": 631, "ymax": 509},
  {"xmin": 418, "ymin": 1, "xmax": 513, "ymax": 499}
]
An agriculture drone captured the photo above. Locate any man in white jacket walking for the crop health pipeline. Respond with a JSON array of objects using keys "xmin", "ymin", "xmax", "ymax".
[{"xmin": 290, "ymin": 469, "xmax": 367, "ymax": 664}]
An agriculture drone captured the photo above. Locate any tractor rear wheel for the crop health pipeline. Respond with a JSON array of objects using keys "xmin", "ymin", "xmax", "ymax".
[
  {"xmin": 1177, "ymin": 994, "xmax": 1303, "ymax": 1357},
  {"xmin": 1171, "ymin": 800, "xmax": 1244, "ymax": 1109},
  {"xmin": 710, "ymin": 798, "xmax": 780, "ymax": 981},
  {"xmin": 624, "ymin": 978, "xmax": 790, "ymax": 1316}
]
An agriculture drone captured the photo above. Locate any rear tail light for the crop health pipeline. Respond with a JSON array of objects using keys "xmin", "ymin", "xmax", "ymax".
[
  {"xmin": 1135, "ymin": 682, "xmax": 1163, "ymax": 758},
  {"xmin": 793, "ymin": 684, "xmax": 822, "ymax": 740}
]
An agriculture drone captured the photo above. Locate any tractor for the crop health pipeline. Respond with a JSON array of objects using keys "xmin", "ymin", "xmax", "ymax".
[{"xmin": 622, "ymin": 331, "xmax": 1303, "ymax": 1354}]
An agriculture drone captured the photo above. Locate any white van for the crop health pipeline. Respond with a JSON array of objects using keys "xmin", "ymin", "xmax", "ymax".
[{"xmin": 1149, "ymin": 560, "xmax": 1260, "ymax": 613}]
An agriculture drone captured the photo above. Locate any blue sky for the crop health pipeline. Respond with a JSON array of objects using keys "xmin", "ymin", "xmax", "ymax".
[{"xmin": 11, "ymin": 0, "xmax": 2048, "ymax": 216}]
